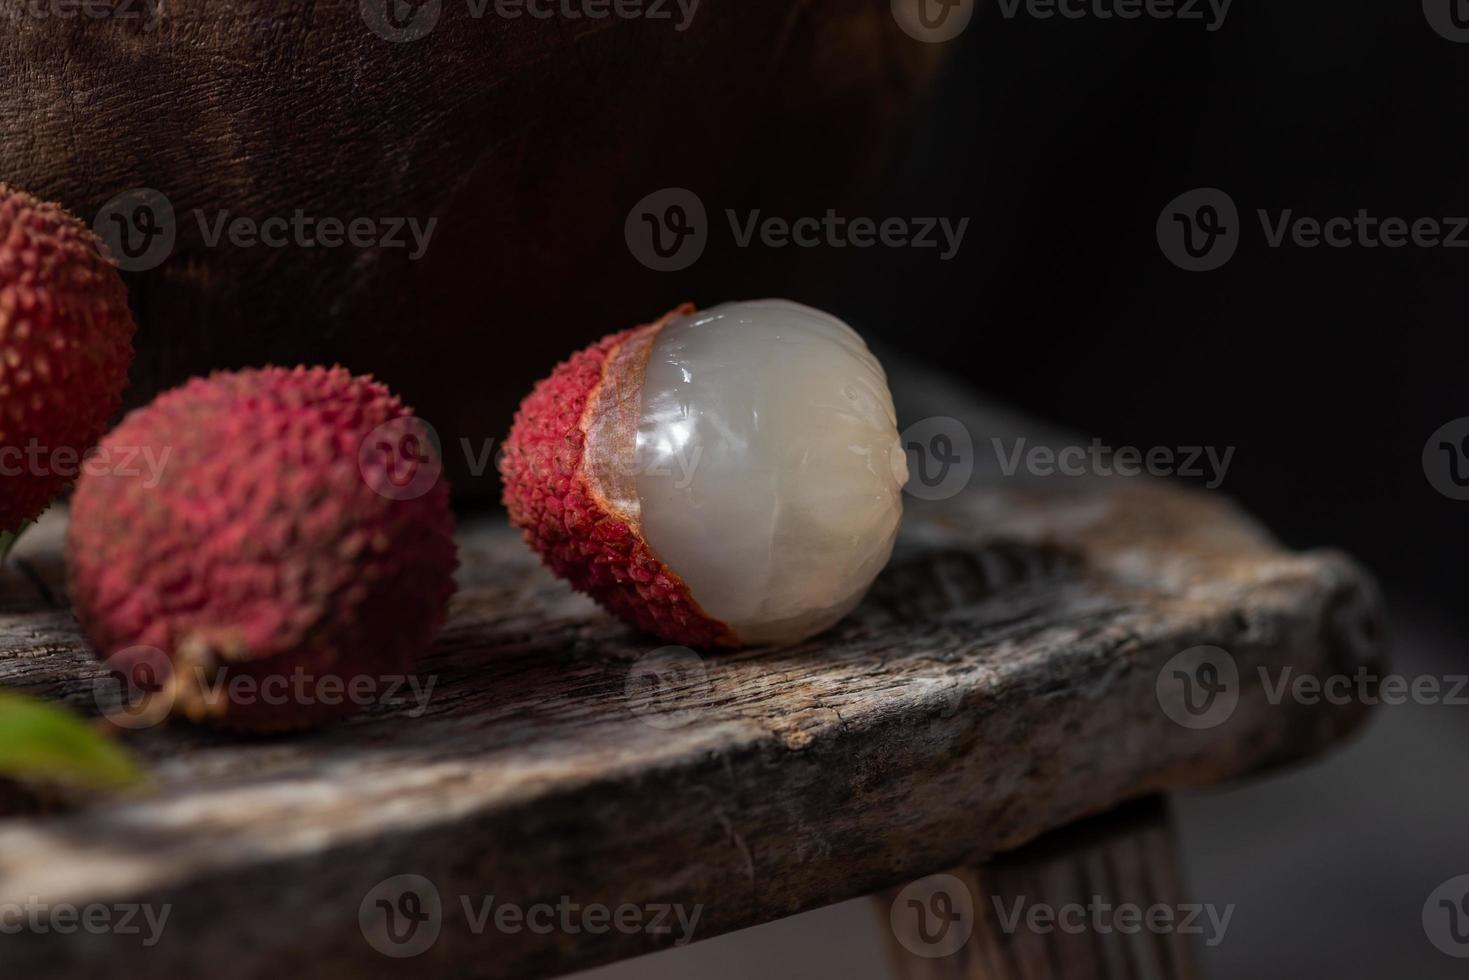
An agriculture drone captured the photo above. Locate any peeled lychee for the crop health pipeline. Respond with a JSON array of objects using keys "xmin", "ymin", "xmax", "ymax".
[
  {"xmin": 66, "ymin": 366, "xmax": 457, "ymax": 731},
  {"xmin": 500, "ymin": 300, "xmax": 906, "ymax": 648},
  {"xmin": 0, "ymin": 184, "xmax": 136, "ymax": 537}
]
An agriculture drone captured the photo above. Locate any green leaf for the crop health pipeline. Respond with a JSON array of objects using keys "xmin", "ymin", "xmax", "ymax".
[{"xmin": 0, "ymin": 691, "xmax": 148, "ymax": 792}]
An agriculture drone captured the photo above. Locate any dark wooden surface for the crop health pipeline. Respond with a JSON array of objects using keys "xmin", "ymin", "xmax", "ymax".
[{"xmin": 0, "ymin": 369, "xmax": 1382, "ymax": 978}]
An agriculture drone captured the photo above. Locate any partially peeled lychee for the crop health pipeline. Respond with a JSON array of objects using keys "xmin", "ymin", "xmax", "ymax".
[
  {"xmin": 66, "ymin": 366, "xmax": 458, "ymax": 731},
  {"xmin": 0, "ymin": 184, "xmax": 136, "ymax": 542},
  {"xmin": 500, "ymin": 300, "xmax": 906, "ymax": 648}
]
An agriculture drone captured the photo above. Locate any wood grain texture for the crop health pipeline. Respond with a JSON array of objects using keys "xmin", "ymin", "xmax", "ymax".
[
  {"xmin": 0, "ymin": 370, "xmax": 1382, "ymax": 978},
  {"xmin": 880, "ymin": 799, "xmax": 1199, "ymax": 980},
  {"xmin": 0, "ymin": 0, "xmax": 944, "ymax": 501}
]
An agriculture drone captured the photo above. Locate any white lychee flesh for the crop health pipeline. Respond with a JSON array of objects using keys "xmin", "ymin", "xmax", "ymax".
[{"xmin": 633, "ymin": 300, "xmax": 907, "ymax": 645}]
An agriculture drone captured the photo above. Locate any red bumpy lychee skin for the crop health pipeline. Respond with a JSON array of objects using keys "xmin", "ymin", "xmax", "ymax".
[
  {"xmin": 0, "ymin": 184, "xmax": 136, "ymax": 535},
  {"xmin": 66, "ymin": 366, "xmax": 458, "ymax": 731},
  {"xmin": 499, "ymin": 305, "xmax": 737, "ymax": 648}
]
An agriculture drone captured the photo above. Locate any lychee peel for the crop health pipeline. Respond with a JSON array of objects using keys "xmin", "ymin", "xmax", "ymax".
[
  {"xmin": 66, "ymin": 366, "xmax": 458, "ymax": 731},
  {"xmin": 0, "ymin": 184, "xmax": 136, "ymax": 535},
  {"xmin": 500, "ymin": 305, "xmax": 739, "ymax": 648}
]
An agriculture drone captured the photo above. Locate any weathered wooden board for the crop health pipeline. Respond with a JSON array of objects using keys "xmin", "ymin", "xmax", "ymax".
[{"xmin": 0, "ymin": 371, "xmax": 1381, "ymax": 978}]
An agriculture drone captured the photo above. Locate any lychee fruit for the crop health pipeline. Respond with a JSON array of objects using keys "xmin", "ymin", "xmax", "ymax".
[
  {"xmin": 0, "ymin": 184, "xmax": 136, "ymax": 539},
  {"xmin": 66, "ymin": 366, "xmax": 458, "ymax": 731},
  {"xmin": 500, "ymin": 299, "xmax": 907, "ymax": 648}
]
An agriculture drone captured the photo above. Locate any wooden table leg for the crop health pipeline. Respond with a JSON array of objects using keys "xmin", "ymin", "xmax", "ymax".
[{"xmin": 878, "ymin": 798, "xmax": 1201, "ymax": 980}]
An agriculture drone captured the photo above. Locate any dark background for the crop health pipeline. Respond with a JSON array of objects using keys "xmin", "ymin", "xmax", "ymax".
[
  {"xmin": 859, "ymin": 12, "xmax": 1469, "ymax": 970},
  {"xmin": 839, "ymin": 1, "xmax": 1466, "ymax": 624}
]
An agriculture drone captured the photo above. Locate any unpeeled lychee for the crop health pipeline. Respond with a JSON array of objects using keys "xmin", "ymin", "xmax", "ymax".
[
  {"xmin": 66, "ymin": 366, "xmax": 457, "ymax": 731},
  {"xmin": 0, "ymin": 184, "xmax": 136, "ymax": 537},
  {"xmin": 500, "ymin": 300, "xmax": 906, "ymax": 648}
]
